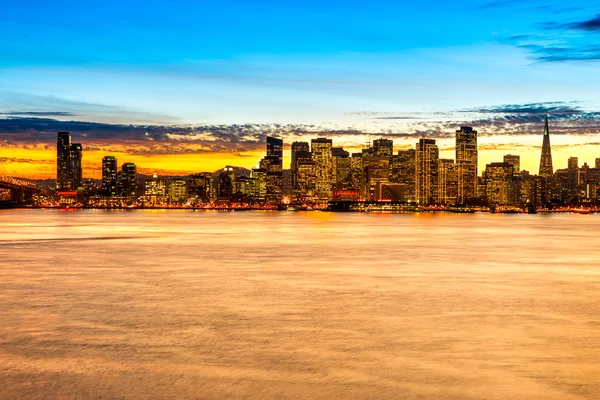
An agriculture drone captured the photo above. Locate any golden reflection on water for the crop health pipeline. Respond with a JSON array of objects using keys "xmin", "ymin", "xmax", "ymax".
[{"xmin": 0, "ymin": 210, "xmax": 599, "ymax": 399}]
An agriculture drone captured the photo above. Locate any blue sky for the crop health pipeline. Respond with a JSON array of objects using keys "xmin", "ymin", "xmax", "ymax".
[{"xmin": 1, "ymin": 0, "xmax": 600, "ymax": 176}]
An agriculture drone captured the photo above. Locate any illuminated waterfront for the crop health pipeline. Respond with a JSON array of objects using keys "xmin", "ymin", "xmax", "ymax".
[{"xmin": 1, "ymin": 210, "xmax": 599, "ymax": 399}]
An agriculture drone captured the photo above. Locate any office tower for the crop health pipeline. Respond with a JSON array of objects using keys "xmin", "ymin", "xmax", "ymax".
[
  {"xmin": 169, "ymin": 179, "xmax": 187, "ymax": 204},
  {"xmin": 101, "ymin": 156, "xmax": 118, "ymax": 197},
  {"xmin": 373, "ymin": 139, "xmax": 393, "ymax": 158},
  {"xmin": 393, "ymin": 149, "xmax": 416, "ymax": 202},
  {"xmin": 262, "ymin": 136, "xmax": 283, "ymax": 203},
  {"xmin": 484, "ymin": 162, "xmax": 514, "ymax": 205},
  {"xmin": 291, "ymin": 141, "xmax": 310, "ymax": 188},
  {"xmin": 250, "ymin": 168, "xmax": 267, "ymax": 202},
  {"xmin": 70, "ymin": 143, "xmax": 83, "ymax": 189},
  {"xmin": 416, "ymin": 139, "xmax": 439, "ymax": 205},
  {"xmin": 144, "ymin": 172, "xmax": 167, "ymax": 204},
  {"xmin": 311, "ymin": 138, "xmax": 333, "ymax": 201},
  {"xmin": 539, "ymin": 117, "xmax": 553, "ymax": 178},
  {"xmin": 291, "ymin": 150, "xmax": 312, "ymax": 200},
  {"xmin": 332, "ymin": 147, "xmax": 351, "ymax": 190},
  {"xmin": 217, "ymin": 166, "xmax": 235, "ymax": 201},
  {"xmin": 456, "ymin": 127, "xmax": 478, "ymax": 204},
  {"xmin": 596, "ymin": 158, "xmax": 600, "ymax": 169},
  {"xmin": 439, "ymin": 159, "xmax": 458, "ymax": 205},
  {"xmin": 120, "ymin": 162, "xmax": 137, "ymax": 198},
  {"xmin": 188, "ymin": 173, "xmax": 212, "ymax": 203},
  {"xmin": 295, "ymin": 158, "xmax": 317, "ymax": 203},
  {"xmin": 56, "ymin": 131, "xmax": 72, "ymax": 190},
  {"xmin": 349, "ymin": 153, "xmax": 363, "ymax": 193},
  {"xmin": 503, "ymin": 154, "xmax": 520, "ymax": 173},
  {"xmin": 364, "ymin": 156, "xmax": 390, "ymax": 200}
]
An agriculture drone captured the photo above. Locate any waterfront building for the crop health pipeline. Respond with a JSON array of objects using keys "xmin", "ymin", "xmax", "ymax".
[
  {"xmin": 169, "ymin": 179, "xmax": 187, "ymax": 204},
  {"xmin": 438, "ymin": 159, "xmax": 458, "ymax": 205},
  {"xmin": 291, "ymin": 141, "xmax": 310, "ymax": 189},
  {"xmin": 70, "ymin": 143, "xmax": 83, "ymax": 189},
  {"xmin": 295, "ymin": 158, "xmax": 317, "ymax": 203},
  {"xmin": 393, "ymin": 149, "xmax": 416, "ymax": 202},
  {"xmin": 456, "ymin": 127, "xmax": 478, "ymax": 204},
  {"xmin": 260, "ymin": 136, "xmax": 283, "ymax": 203},
  {"xmin": 101, "ymin": 156, "xmax": 118, "ymax": 197},
  {"xmin": 56, "ymin": 131, "xmax": 72, "ymax": 191},
  {"xmin": 484, "ymin": 162, "xmax": 514, "ymax": 205},
  {"xmin": 188, "ymin": 172, "xmax": 213, "ymax": 204},
  {"xmin": 249, "ymin": 169, "xmax": 267, "ymax": 202},
  {"xmin": 332, "ymin": 147, "xmax": 351, "ymax": 190},
  {"xmin": 144, "ymin": 173, "xmax": 167, "ymax": 204},
  {"xmin": 416, "ymin": 139, "xmax": 439, "ymax": 205},
  {"xmin": 217, "ymin": 166, "xmax": 235, "ymax": 201},
  {"xmin": 311, "ymin": 138, "xmax": 333, "ymax": 201},
  {"xmin": 120, "ymin": 162, "xmax": 137, "ymax": 198}
]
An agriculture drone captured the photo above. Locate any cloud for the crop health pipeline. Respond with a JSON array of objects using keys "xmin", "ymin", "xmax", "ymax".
[
  {"xmin": 0, "ymin": 92, "xmax": 180, "ymax": 125},
  {"xmin": 0, "ymin": 111, "xmax": 77, "ymax": 117},
  {"xmin": 465, "ymin": 101, "xmax": 584, "ymax": 115}
]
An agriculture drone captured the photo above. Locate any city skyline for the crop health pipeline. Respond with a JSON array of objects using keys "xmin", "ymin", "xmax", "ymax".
[
  {"xmin": 2, "ymin": 1, "xmax": 600, "ymax": 178},
  {"xmin": 9, "ymin": 117, "xmax": 594, "ymax": 210}
]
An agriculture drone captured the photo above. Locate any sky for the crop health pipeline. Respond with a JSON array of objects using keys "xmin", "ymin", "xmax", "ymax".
[{"xmin": 1, "ymin": 0, "xmax": 600, "ymax": 178}]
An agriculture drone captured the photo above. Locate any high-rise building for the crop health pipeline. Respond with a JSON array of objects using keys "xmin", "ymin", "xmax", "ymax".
[
  {"xmin": 144, "ymin": 172, "xmax": 167, "ymax": 204},
  {"xmin": 291, "ymin": 141, "xmax": 310, "ymax": 188},
  {"xmin": 188, "ymin": 172, "xmax": 213, "ymax": 203},
  {"xmin": 262, "ymin": 136, "xmax": 284, "ymax": 203},
  {"xmin": 168, "ymin": 179, "xmax": 187, "ymax": 204},
  {"xmin": 503, "ymin": 154, "xmax": 520, "ymax": 173},
  {"xmin": 56, "ymin": 131, "xmax": 72, "ymax": 190},
  {"xmin": 101, "ymin": 156, "xmax": 118, "ymax": 197},
  {"xmin": 392, "ymin": 149, "xmax": 416, "ymax": 202},
  {"xmin": 595, "ymin": 158, "xmax": 600, "ymax": 169},
  {"xmin": 249, "ymin": 168, "xmax": 267, "ymax": 202},
  {"xmin": 438, "ymin": 159, "xmax": 458, "ymax": 205},
  {"xmin": 539, "ymin": 117, "xmax": 553, "ymax": 178},
  {"xmin": 484, "ymin": 162, "xmax": 514, "ymax": 205},
  {"xmin": 70, "ymin": 143, "xmax": 83, "ymax": 189},
  {"xmin": 311, "ymin": 138, "xmax": 333, "ymax": 201},
  {"xmin": 416, "ymin": 139, "xmax": 439, "ymax": 205},
  {"xmin": 373, "ymin": 139, "xmax": 393, "ymax": 158},
  {"xmin": 217, "ymin": 166, "xmax": 235, "ymax": 201},
  {"xmin": 295, "ymin": 158, "xmax": 317, "ymax": 203},
  {"xmin": 120, "ymin": 162, "xmax": 137, "ymax": 198},
  {"xmin": 332, "ymin": 147, "xmax": 351, "ymax": 190},
  {"xmin": 456, "ymin": 127, "xmax": 478, "ymax": 204}
]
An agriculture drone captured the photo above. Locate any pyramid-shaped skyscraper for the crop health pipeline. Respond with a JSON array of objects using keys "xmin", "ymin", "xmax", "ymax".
[{"xmin": 538, "ymin": 116, "xmax": 553, "ymax": 178}]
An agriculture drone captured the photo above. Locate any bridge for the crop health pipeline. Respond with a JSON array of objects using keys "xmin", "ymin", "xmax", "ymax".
[{"xmin": 0, "ymin": 161, "xmax": 39, "ymax": 206}]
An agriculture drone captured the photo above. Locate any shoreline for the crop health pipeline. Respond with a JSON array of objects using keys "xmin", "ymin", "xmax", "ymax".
[{"xmin": 4, "ymin": 205, "xmax": 599, "ymax": 215}]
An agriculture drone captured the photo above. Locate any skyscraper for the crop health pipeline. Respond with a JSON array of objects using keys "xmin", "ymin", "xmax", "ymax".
[
  {"xmin": 102, "ymin": 156, "xmax": 118, "ymax": 197},
  {"xmin": 291, "ymin": 141, "xmax": 310, "ymax": 189},
  {"xmin": 539, "ymin": 117, "xmax": 553, "ymax": 178},
  {"xmin": 394, "ymin": 149, "xmax": 416, "ymax": 202},
  {"xmin": 484, "ymin": 162, "xmax": 514, "ymax": 205},
  {"xmin": 456, "ymin": 127, "xmax": 478, "ymax": 204},
  {"xmin": 373, "ymin": 139, "xmax": 393, "ymax": 158},
  {"xmin": 70, "ymin": 143, "xmax": 83, "ymax": 189},
  {"xmin": 56, "ymin": 131, "xmax": 72, "ymax": 190},
  {"xmin": 503, "ymin": 154, "xmax": 520, "ymax": 173},
  {"xmin": 311, "ymin": 138, "xmax": 333, "ymax": 201},
  {"xmin": 438, "ymin": 159, "xmax": 458, "ymax": 205},
  {"xmin": 416, "ymin": 139, "xmax": 439, "ymax": 205},
  {"xmin": 263, "ymin": 136, "xmax": 284, "ymax": 203},
  {"xmin": 120, "ymin": 162, "xmax": 137, "ymax": 198}
]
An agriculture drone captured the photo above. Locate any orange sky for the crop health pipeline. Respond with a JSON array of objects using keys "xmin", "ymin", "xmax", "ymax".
[{"xmin": 2, "ymin": 134, "xmax": 600, "ymax": 180}]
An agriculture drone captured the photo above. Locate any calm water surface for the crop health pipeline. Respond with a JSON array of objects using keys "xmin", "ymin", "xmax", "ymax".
[{"xmin": 1, "ymin": 210, "xmax": 599, "ymax": 399}]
